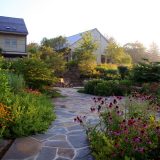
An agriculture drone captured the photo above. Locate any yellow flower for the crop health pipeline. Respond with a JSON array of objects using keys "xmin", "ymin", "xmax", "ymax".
[{"xmin": 149, "ymin": 115, "xmax": 155, "ymax": 123}]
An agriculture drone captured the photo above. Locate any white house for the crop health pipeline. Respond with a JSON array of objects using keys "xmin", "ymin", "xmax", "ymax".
[
  {"xmin": 66, "ymin": 28, "xmax": 108, "ymax": 64},
  {"xmin": 0, "ymin": 16, "xmax": 28, "ymax": 58}
]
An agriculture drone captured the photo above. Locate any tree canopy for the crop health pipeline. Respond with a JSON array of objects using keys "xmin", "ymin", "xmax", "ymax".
[
  {"xmin": 123, "ymin": 42, "xmax": 146, "ymax": 64},
  {"xmin": 41, "ymin": 36, "xmax": 67, "ymax": 51},
  {"xmin": 105, "ymin": 42, "xmax": 132, "ymax": 65},
  {"xmin": 73, "ymin": 32, "xmax": 98, "ymax": 75}
]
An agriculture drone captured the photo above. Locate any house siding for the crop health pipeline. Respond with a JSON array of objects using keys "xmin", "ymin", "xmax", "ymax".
[
  {"xmin": 0, "ymin": 34, "xmax": 27, "ymax": 54},
  {"xmin": 69, "ymin": 29, "xmax": 108, "ymax": 64}
]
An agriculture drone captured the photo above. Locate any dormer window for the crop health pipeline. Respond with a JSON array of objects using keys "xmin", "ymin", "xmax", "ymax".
[{"xmin": 5, "ymin": 26, "xmax": 11, "ymax": 29}]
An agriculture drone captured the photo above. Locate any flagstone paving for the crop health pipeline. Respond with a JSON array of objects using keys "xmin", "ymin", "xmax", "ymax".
[{"xmin": 2, "ymin": 88, "xmax": 100, "ymax": 160}]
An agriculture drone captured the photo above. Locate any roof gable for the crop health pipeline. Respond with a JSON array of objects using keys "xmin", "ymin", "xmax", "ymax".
[
  {"xmin": 66, "ymin": 28, "xmax": 108, "ymax": 46},
  {"xmin": 67, "ymin": 33, "xmax": 82, "ymax": 45},
  {"xmin": 0, "ymin": 16, "xmax": 28, "ymax": 35}
]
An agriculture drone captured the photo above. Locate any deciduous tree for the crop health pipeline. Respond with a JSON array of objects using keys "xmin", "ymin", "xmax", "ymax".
[
  {"xmin": 105, "ymin": 42, "xmax": 132, "ymax": 65},
  {"xmin": 73, "ymin": 32, "xmax": 98, "ymax": 75}
]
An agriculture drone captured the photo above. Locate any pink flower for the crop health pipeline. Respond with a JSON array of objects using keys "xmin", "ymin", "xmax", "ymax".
[
  {"xmin": 133, "ymin": 136, "xmax": 142, "ymax": 143},
  {"xmin": 138, "ymin": 147, "xmax": 145, "ymax": 153},
  {"xmin": 109, "ymin": 102, "xmax": 112, "ymax": 108}
]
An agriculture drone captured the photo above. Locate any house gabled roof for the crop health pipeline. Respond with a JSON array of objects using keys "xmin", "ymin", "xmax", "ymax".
[
  {"xmin": 0, "ymin": 16, "xmax": 28, "ymax": 35},
  {"xmin": 66, "ymin": 28, "xmax": 108, "ymax": 46}
]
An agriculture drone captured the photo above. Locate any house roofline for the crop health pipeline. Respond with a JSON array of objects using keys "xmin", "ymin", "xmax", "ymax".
[
  {"xmin": 0, "ymin": 31, "xmax": 28, "ymax": 36},
  {"xmin": 93, "ymin": 28, "xmax": 109, "ymax": 43},
  {"xmin": 69, "ymin": 28, "xmax": 108, "ymax": 47}
]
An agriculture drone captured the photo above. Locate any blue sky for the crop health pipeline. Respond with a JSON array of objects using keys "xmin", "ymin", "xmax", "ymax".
[{"xmin": 1, "ymin": 0, "xmax": 160, "ymax": 48}]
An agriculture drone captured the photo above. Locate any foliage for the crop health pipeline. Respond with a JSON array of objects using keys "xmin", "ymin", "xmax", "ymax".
[
  {"xmin": 0, "ymin": 56, "xmax": 4, "ymax": 68},
  {"xmin": 84, "ymin": 79, "xmax": 104, "ymax": 94},
  {"xmin": 105, "ymin": 42, "xmax": 132, "ymax": 65},
  {"xmin": 66, "ymin": 60, "xmax": 78, "ymax": 70},
  {"xmin": 124, "ymin": 42, "xmax": 146, "ymax": 64},
  {"xmin": 96, "ymin": 63, "xmax": 118, "ymax": 70},
  {"xmin": 6, "ymin": 72, "xmax": 25, "ymax": 93},
  {"xmin": 95, "ymin": 80, "xmax": 132, "ymax": 96},
  {"xmin": 131, "ymin": 61, "xmax": 160, "ymax": 83},
  {"xmin": 124, "ymin": 42, "xmax": 160, "ymax": 63},
  {"xmin": 10, "ymin": 58, "xmax": 54, "ymax": 90},
  {"xmin": 88, "ymin": 131, "xmax": 114, "ymax": 160},
  {"xmin": 96, "ymin": 67, "xmax": 119, "ymax": 80},
  {"xmin": 73, "ymin": 32, "xmax": 98, "ymax": 76},
  {"xmin": 40, "ymin": 46, "xmax": 66, "ymax": 76},
  {"xmin": 84, "ymin": 79, "xmax": 132, "ymax": 96},
  {"xmin": 118, "ymin": 66, "xmax": 129, "ymax": 80},
  {"xmin": 5, "ymin": 91, "xmax": 55, "ymax": 137},
  {"xmin": 27, "ymin": 43, "xmax": 40, "ymax": 54},
  {"xmin": 0, "ymin": 71, "xmax": 11, "ymax": 104},
  {"xmin": 0, "ymin": 103, "xmax": 13, "ymax": 138},
  {"xmin": 75, "ymin": 94, "xmax": 160, "ymax": 160},
  {"xmin": 0, "ymin": 67, "xmax": 56, "ymax": 138},
  {"xmin": 148, "ymin": 42, "xmax": 159, "ymax": 55},
  {"xmin": 41, "ymin": 36, "xmax": 67, "ymax": 51}
]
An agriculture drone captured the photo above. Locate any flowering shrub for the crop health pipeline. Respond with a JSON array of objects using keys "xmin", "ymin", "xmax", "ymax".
[
  {"xmin": 25, "ymin": 88, "xmax": 42, "ymax": 96},
  {"xmin": 0, "ymin": 70, "xmax": 55, "ymax": 138},
  {"xmin": 0, "ymin": 103, "xmax": 13, "ymax": 138},
  {"xmin": 74, "ymin": 93, "xmax": 160, "ymax": 159}
]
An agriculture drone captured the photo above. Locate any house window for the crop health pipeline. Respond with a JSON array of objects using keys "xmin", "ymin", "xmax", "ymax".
[
  {"xmin": 101, "ymin": 55, "xmax": 105, "ymax": 64},
  {"xmin": 5, "ymin": 38, "xmax": 17, "ymax": 49},
  {"xmin": 11, "ymin": 39, "xmax": 17, "ymax": 49},
  {"xmin": 5, "ymin": 39, "xmax": 10, "ymax": 48}
]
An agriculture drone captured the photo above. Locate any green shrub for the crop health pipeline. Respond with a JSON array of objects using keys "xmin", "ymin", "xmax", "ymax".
[
  {"xmin": 96, "ymin": 64, "xmax": 118, "ymax": 70},
  {"xmin": 0, "ymin": 71, "xmax": 11, "ymax": 104},
  {"xmin": 94, "ymin": 80, "xmax": 123, "ymax": 96},
  {"xmin": 66, "ymin": 60, "xmax": 78, "ymax": 70},
  {"xmin": 84, "ymin": 79, "xmax": 132, "ymax": 96},
  {"xmin": 132, "ymin": 61, "xmax": 160, "ymax": 83},
  {"xmin": 0, "ymin": 59, "xmax": 56, "ymax": 139},
  {"xmin": 0, "ymin": 103, "xmax": 13, "ymax": 139},
  {"xmin": 96, "ymin": 65, "xmax": 119, "ymax": 80},
  {"xmin": 6, "ymin": 92, "xmax": 55, "ymax": 137},
  {"xmin": 84, "ymin": 79, "xmax": 104, "ymax": 94},
  {"xmin": 89, "ymin": 131, "xmax": 114, "ymax": 160},
  {"xmin": 6, "ymin": 72, "xmax": 26, "ymax": 93},
  {"xmin": 11, "ymin": 58, "xmax": 54, "ymax": 90},
  {"xmin": 118, "ymin": 66, "xmax": 129, "ymax": 80}
]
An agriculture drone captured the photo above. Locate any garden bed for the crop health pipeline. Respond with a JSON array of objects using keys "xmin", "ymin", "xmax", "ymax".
[{"xmin": 75, "ymin": 93, "xmax": 160, "ymax": 160}]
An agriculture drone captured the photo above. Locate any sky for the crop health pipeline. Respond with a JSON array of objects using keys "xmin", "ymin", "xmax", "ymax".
[{"xmin": 1, "ymin": 0, "xmax": 160, "ymax": 48}]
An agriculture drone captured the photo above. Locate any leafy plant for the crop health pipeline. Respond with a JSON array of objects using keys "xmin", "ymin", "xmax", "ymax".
[
  {"xmin": 11, "ymin": 58, "xmax": 54, "ymax": 90},
  {"xmin": 132, "ymin": 61, "xmax": 160, "ymax": 83},
  {"xmin": 0, "ymin": 103, "xmax": 13, "ymax": 139},
  {"xmin": 0, "ymin": 71, "xmax": 11, "ymax": 104},
  {"xmin": 118, "ymin": 66, "xmax": 129, "ymax": 80},
  {"xmin": 6, "ymin": 72, "xmax": 26, "ymax": 93},
  {"xmin": 84, "ymin": 79, "xmax": 104, "ymax": 94},
  {"xmin": 84, "ymin": 79, "xmax": 132, "ymax": 96},
  {"xmin": 7, "ymin": 91, "xmax": 55, "ymax": 137},
  {"xmin": 75, "ymin": 94, "xmax": 160, "ymax": 160}
]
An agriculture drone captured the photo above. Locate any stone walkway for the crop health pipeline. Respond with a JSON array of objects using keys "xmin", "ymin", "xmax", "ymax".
[{"xmin": 2, "ymin": 88, "xmax": 98, "ymax": 160}]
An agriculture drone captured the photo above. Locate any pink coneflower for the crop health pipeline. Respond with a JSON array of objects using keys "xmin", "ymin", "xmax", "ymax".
[
  {"xmin": 133, "ymin": 136, "xmax": 142, "ymax": 143},
  {"xmin": 109, "ymin": 102, "xmax": 112, "ymax": 108},
  {"xmin": 113, "ymin": 99, "xmax": 117, "ymax": 104}
]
